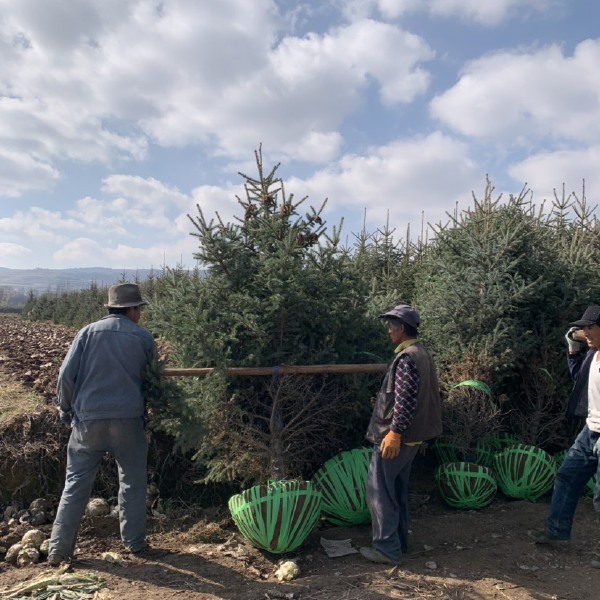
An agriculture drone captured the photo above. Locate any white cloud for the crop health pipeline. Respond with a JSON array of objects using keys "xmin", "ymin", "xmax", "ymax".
[
  {"xmin": 508, "ymin": 146, "xmax": 600, "ymax": 205},
  {"xmin": 281, "ymin": 131, "xmax": 343, "ymax": 164},
  {"xmin": 0, "ymin": 1, "xmax": 434, "ymax": 193},
  {"xmin": 66, "ymin": 175, "xmax": 195, "ymax": 235},
  {"xmin": 0, "ymin": 242, "xmax": 33, "ymax": 259},
  {"xmin": 189, "ymin": 184, "xmax": 246, "ymax": 229},
  {"xmin": 0, "ymin": 147, "xmax": 60, "ymax": 197},
  {"xmin": 101, "ymin": 175, "xmax": 190, "ymax": 209},
  {"xmin": 430, "ymin": 40, "xmax": 600, "ymax": 145},
  {"xmin": 0, "ymin": 208, "xmax": 83, "ymax": 243},
  {"xmin": 141, "ymin": 17, "xmax": 433, "ymax": 157},
  {"xmin": 52, "ymin": 236, "xmax": 199, "ymax": 270},
  {"xmin": 286, "ymin": 132, "xmax": 482, "ymax": 234},
  {"xmin": 0, "ymin": 173, "xmax": 202, "ymax": 268}
]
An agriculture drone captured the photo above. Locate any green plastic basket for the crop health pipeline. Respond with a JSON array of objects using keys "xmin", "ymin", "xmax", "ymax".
[
  {"xmin": 431, "ymin": 440, "xmax": 465, "ymax": 464},
  {"xmin": 475, "ymin": 433, "xmax": 525, "ymax": 468},
  {"xmin": 493, "ymin": 433, "xmax": 523, "ymax": 448},
  {"xmin": 493, "ymin": 444, "xmax": 556, "ymax": 501},
  {"xmin": 435, "ymin": 462, "xmax": 497, "ymax": 509},
  {"xmin": 474, "ymin": 440, "xmax": 496, "ymax": 468},
  {"xmin": 312, "ymin": 447, "xmax": 372, "ymax": 526},
  {"xmin": 228, "ymin": 480, "xmax": 322, "ymax": 554}
]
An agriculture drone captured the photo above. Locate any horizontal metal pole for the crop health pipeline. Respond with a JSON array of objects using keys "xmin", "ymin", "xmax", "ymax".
[{"xmin": 164, "ymin": 363, "xmax": 388, "ymax": 377}]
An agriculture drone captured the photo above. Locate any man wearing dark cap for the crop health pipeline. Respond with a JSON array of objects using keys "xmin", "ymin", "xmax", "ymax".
[
  {"xmin": 531, "ymin": 304, "xmax": 600, "ymax": 545},
  {"xmin": 360, "ymin": 304, "xmax": 442, "ymax": 565},
  {"xmin": 48, "ymin": 283, "xmax": 157, "ymax": 565}
]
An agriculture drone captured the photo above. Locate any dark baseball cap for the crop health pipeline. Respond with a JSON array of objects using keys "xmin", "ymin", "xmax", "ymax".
[
  {"xmin": 378, "ymin": 304, "xmax": 420, "ymax": 329},
  {"xmin": 570, "ymin": 304, "xmax": 600, "ymax": 327}
]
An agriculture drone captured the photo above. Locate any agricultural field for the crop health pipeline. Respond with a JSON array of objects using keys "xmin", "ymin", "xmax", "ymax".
[{"xmin": 0, "ymin": 316, "xmax": 598, "ymax": 600}]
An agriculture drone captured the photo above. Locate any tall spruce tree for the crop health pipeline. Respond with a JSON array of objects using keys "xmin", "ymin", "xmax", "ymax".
[
  {"xmin": 149, "ymin": 147, "xmax": 380, "ymax": 484},
  {"xmin": 413, "ymin": 179, "xmax": 600, "ymax": 449}
]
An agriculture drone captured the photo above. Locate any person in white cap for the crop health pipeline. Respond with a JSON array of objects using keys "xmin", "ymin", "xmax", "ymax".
[
  {"xmin": 530, "ymin": 304, "xmax": 600, "ymax": 545},
  {"xmin": 360, "ymin": 304, "xmax": 442, "ymax": 565},
  {"xmin": 48, "ymin": 283, "xmax": 157, "ymax": 565}
]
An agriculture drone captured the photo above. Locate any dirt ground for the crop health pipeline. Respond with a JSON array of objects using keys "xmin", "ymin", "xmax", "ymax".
[
  {"xmin": 1, "ymin": 316, "xmax": 599, "ymax": 599},
  {"xmin": 1, "ymin": 474, "xmax": 599, "ymax": 599}
]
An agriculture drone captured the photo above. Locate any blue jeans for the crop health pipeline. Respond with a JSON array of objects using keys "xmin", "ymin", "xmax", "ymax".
[
  {"xmin": 49, "ymin": 418, "xmax": 148, "ymax": 559},
  {"xmin": 546, "ymin": 425, "xmax": 600, "ymax": 539},
  {"xmin": 366, "ymin": 443, "xmax": 419, "ymax": 562}
]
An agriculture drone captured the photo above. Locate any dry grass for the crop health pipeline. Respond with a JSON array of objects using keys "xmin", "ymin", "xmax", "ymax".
[{"xmin": 0, "ymin": 371, "xmax": 44, "ymax": 423}]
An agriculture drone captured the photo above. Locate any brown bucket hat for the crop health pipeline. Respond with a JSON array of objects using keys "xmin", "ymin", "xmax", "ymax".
[
  {"xmin": 377, "ymin": 304, "xmax": 420, "ymax": 329},
  {"xmin": 105, "ymin": 283, "xmax": 147, "ymax": 308}
]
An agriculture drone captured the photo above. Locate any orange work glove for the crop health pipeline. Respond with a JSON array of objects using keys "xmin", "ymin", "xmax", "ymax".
[{"xmin": 380, "ymin": 430, "xmax": 402, "ymax": 459}]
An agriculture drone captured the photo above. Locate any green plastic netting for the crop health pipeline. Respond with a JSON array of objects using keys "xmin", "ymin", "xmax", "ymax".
[
  {"xmin": 431, "ymin": 440, "xmax": 464, "ymax": 464},
  {"xmin": 311, "ymin": 447, "xmax": 372, "ymax": 526},
  {"xmin": 493, "ymin": 444, "xmax": 556, "ymax": 501},
  {"xmin": 435, "ymin": 461, "xmax": 497, "ymax": 509},
  {"xmin": 475, "ymin": 433, "xmax": 523, "ymax": 468},
  {"xmin": 228, "ymin": 480, "xmax": 322, "ymax": 554}
]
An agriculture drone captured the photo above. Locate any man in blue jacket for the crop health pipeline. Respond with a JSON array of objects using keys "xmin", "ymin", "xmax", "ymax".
[
  {"xmin": 531, "ymin": 304, "xmax": 600, "ymax": 544},
  {"xmin": 48, "ymin": 283, "xmax": 156, "ymax": 565}
]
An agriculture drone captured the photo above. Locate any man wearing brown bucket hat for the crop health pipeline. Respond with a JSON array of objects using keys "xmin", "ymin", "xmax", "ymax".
[
  {"xmin": 48, "ymin": 283, "xmax": 157, "ymax": 565},
  {"xmin": 530, "ymin": 304, "xmax": 600, "ymax": 545},
  {"xmin": 360, "ymin": 304, "xmax": 442, "ymax": 565}
]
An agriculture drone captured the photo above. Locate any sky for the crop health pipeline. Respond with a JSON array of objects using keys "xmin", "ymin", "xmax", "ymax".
[{"xmin": 1, "ymin": 0, "xmax": 599, "ymax": 270}]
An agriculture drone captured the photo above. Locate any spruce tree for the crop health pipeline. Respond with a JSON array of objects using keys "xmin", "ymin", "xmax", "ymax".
[
  {"xmin": 149, "ymin": 147, "xmax": 379, "ymax": 484},
  {"xmin": 413, "ymin": 178, "xmax": 600, "ymax": 449}
]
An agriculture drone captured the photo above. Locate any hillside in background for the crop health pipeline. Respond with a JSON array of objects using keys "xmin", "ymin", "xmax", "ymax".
[{"xmin": 0, "ymin": 267, "xmax": 157, "ymax": 307}]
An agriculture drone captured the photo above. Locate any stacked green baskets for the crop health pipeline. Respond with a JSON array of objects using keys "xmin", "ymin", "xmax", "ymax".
[
  {"xmin": 435, "ymin": 462, "xmax": 497, "ymax": 509},
  {"xmin": 475, "ymin": 433, "xmax": 523, "ymax": 468},
  {"xmin": 228, "ymin": 480, "xmax": 322, "ymax": 553},
  {"xmin": 431, "ymin": 439, "xmax": 465, "ymax": 464},
  {"xmin": 312, "ymin": 447, "xmax": 372, "ymax": 526},
  {"xmin": 493, "ymin": 444, "xmax": 556, "ymax": 501}
]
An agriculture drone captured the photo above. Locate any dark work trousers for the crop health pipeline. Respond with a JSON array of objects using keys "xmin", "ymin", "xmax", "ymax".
[
  {"xmin": 546, "ymin": 424, "xmax": 600, "ymax": 539},
  {"xmin": 49, "ymin": 418, "xmax": 148, "ymax": 560},
  {"xmin": 366, "ymin": 443, "xmax": 420, "ymax": 562}
]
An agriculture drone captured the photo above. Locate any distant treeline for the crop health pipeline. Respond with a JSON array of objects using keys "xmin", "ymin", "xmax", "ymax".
[{"xmin": 0, "ymin": 286, "xmax": 29, "ymax": 310}]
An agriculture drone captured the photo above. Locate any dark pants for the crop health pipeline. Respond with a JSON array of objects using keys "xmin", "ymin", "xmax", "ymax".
[
  {"xmin": 49, "ymin": 418, "xmax": 148, "ymax": 560},
  {"xmin": 546, "ymin": 425, "xmax": 600, "ymax": 539},
  {"xmin": 366, "ymin": 443, "xmax": 419, "ymax": 562}
]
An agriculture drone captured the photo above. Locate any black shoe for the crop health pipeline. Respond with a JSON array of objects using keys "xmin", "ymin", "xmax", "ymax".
[
  {"xmin": 124, "ymin": 544, "xmax": 169, "ymax": 559},
  {"xmin": 47, "ymin": 554, "xmax": 71, "ymax": 567},
  {"xmin": 528, "ymin": 530, "xmax": 569, "ymax": 545},
  {"xmin": 359, "ymin": 546, "xmax": 402, "ymax": 566}
]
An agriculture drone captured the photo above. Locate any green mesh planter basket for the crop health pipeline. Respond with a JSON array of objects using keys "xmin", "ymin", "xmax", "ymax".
[
  {"xmin": 493, "ymin": 444, "xmax": 556, "ymax": 501},
  {"xmin": 432, "ymin": 440, "xmax": 465, "ymax": 465},
  {"xmin": 474, "ymin": 440, "xmax": 497, "ymax": 468},
  {"xmin": 435, "ymin": 462, "xmax": 497, "ymax": 509},
  {"xmin": 312, "ymin": 447, "xmax": 372, "ymax": 526},
  {"xmin": 493, "ymin": 433, "xmax": 523, "ymax": 448},
  {"xmin": 228, "ymin": 480, "xmax": 322, "ymax": 554},
  {"xmin": 475, "ymin": 434, "xmax": 524, "ymax": 468}
]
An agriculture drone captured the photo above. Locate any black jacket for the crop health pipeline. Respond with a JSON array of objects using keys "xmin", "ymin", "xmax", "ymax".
[{"xmin": 565, "ymin": 348, "xmax": 595, "ymax": 419}]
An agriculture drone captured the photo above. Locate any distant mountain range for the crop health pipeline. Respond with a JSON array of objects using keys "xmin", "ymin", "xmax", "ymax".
[{"xmin": 0, "ymin": 267, "xmax": 157, "ymax": 292}]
